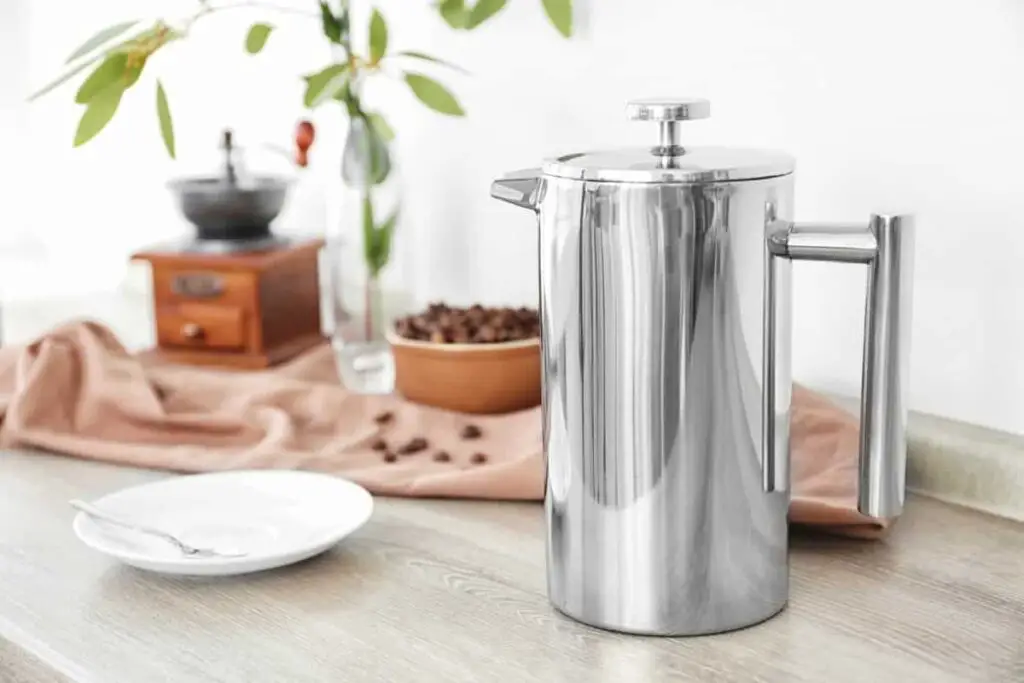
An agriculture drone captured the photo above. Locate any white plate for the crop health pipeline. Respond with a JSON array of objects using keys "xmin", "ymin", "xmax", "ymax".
[{"xmin": 72, "ymin": 470, "xmax": 373, "ymax": 577}]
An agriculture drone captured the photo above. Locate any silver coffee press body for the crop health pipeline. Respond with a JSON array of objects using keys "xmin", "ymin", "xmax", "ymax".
[{"xmin": 491, "ymin": 98, "xmax": 914, "ymax": 636}]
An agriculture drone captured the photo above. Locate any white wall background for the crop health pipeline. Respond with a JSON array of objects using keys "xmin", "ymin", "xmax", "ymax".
[{"xmin": 6, "ymin": 0, "xmax": 1024, "ymax": 435}]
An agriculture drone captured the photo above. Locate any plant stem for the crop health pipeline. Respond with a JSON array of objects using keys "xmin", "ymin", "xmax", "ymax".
[
  {"xmin": 186, "ymin": 0, "xmax": 318, "ymax": 32},
  {"xmin": 196, "ymin": 0, "xmax": 380, "ymax": 291},
  {"xmin": 364, "ymin": 274, "xmax": 373, "ymax": 341},
  {"xmin": 230, "ymin": 1, "xmax": 319, "ymax": 17},
  {"xmin": 206, "ymin": 0, "xmax": 319, "ymax": 18}
]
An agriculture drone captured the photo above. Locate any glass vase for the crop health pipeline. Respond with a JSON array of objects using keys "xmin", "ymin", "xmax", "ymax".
[
  {"xmin": 328, "ymin": 265, "xmax": 395, "ymax": 393},
  {"xmin": 324, "ymin": 146, "xmax": 409, "ymax": 393}
]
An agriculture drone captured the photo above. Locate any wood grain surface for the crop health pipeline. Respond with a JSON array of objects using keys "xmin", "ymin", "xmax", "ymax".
[
  {"xmin": 0, "ymin": 450, "xmax": 1021, "ymax": 683},
  {"xmin": 0, "ymin": 640, "xmax": 71, "ymax": 683}
]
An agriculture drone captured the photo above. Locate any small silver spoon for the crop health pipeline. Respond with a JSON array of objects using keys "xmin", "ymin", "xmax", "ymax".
[{"xmin": 70, "ymin": 499, "xmax": 248, "ymax": 559}]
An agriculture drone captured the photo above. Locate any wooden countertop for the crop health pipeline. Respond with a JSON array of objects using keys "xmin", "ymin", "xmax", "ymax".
[{"xmin": 1, "ymin": 450, "xmax": 1022, "ymax": 683}]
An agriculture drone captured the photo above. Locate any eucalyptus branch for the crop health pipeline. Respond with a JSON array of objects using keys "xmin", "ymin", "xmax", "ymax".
[{"xmin": 29, "ymin": 0, "xmax": 574, "ymax": 291}]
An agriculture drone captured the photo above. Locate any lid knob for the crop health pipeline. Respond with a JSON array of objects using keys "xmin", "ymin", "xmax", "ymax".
[
  {"xmin": 627, "ymin": 98, "xmax": 710, "ymax": 166},
  {"xmin": 626, "ymin": 98, "xmax": 711, "ymax": 123}
]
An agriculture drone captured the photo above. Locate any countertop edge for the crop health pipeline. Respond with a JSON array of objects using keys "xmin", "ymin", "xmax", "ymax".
[
  {"xmin": 830, "ymin": 393, "xmax": 1024, "ymax": 523},
  {"xmin": 906, "ymin": 410, "xmax": 1024, "ymax": 523}
]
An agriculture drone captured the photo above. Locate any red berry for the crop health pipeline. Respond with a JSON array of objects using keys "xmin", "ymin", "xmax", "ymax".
[{"xmin": 295, "ymin": 120, "xmax": 315, "ymax": 152}]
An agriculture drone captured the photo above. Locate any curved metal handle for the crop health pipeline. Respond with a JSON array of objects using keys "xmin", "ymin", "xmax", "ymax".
[{"xmin": 763, "ymin": 213, "xmax": 915, "ymax": 519}]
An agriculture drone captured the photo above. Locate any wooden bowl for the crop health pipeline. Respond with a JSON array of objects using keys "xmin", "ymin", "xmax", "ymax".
[{"xmin": 387, "ymin": 330, "xmax": 541, "ymax": 414}]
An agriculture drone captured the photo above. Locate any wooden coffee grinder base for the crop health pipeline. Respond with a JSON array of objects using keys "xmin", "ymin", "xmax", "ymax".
[{"xmin": 132, "ymin": 239, "xmax": 326, "ymax": 370}]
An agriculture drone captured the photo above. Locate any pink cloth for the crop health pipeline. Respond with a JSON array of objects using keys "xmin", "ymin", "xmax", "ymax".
[{"xmin": 0, "ymin": 320, "xmax": 890, "ymax": 538}]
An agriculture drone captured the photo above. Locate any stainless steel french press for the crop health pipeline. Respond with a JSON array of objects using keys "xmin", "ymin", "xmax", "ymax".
[{"xmin": 491, "ymin": 98, "xmax": 914, "ymax": 636}]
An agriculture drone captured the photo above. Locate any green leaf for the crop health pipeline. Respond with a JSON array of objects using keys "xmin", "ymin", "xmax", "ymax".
[
  {"xmin": 319, "ymin": 1, "xmax": 344, "ymax": 43},
  {"xmin": 342, "ymin": 116, "xmax": 390, "ymax": 187},
  {"xmin": 438, "ymin": 0, "xmax": 467, "ymax": 28},
  {"xmin": 245, "ymin": 23, "xmax": 273, "ymax": 54},
  {"xmin": 156, "ymin": 80, "xmax": 175, "ymax": 158},
  {"xmin": 369, "ymin": 137, "xmax": 391, "ymax": 185},
  {"xmin": 109, "ymin": 24, "xmax": 181, "ymax": 61},
  {"xmin": 122, "ymin": 56, "xmax": 148, "ymax": 91},
  {"xmin": 361, "ymin": 194, "xmax": 376, "ymax": 268},
  {"xmin": 403, "ymin": 73, "xmax": 465, "ymax": 116},
  {"xmin": 371, "ymin": 209, "xmax": 398, "ymax": 275},
  {"xmin": 74, "ymin": 53, "xmax": 128, "ymax": 104},
  {"xmin": 541, "ymin": 0, "xmax": 572, "ymax": 37},
  {"xmin": 368, "ymin": 9, "xmax": 388, "ymax": 64},
  {"xmin": 27, "ymin": 55, "xmax": 101, "ymax": 102},
  {"xmin": 307, "ymin": 69, "xmax": 356, "ymax": 110},
  {"xmin": 302, "ymin": 63, "xmax": 350, "ymax": 108},
  {"xmin": 65, "ymin": 20, "xmax": 138, "ymax": 64},
  {"xmin": 128, "ymin": 65, "xmax": 147, "ymax": 90},
  {"xmin": 74, "ymin": 82, "xmax": 124, "ymax": 147},
  {"xmin": 367, "ymin": 112, "xmax": 394, "ymax": 141},
  {"xmin": 393, "ymin": 50, "xmax": 470, "ymax": 75},
  {"xmin": 466, "ymin": 0, "xmax": 507, "ymax": 28}
]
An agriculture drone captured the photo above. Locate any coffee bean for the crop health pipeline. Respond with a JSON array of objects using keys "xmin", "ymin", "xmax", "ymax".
[
  {"xmin": 370, "ymin": 438, "xmax": 387, "ymax": 451},
  {"xmin": 460, "ymin": 424, "xmax": 482, "ymax": 440},
  {"xmin": 433, "ymin": 451, "xmax": 451, "ymax": 463},
  {"xmin": 383, "ymin": 452, "xmax": 398, "ymax": 463},
  {"xmin": 150, "ymin": 382, "xmax": 169, "ymax": 401},
  {"xmin": 373, "ymin": 411, "xmax": 394, "ymax": 425},
  {"xmin": 474, "ymin": 325, "xmax": 498, "ymax": 343},
  {"xmin": 394, "ymin": 304, "xmax": 540, "ymax": 345},
  {"xmin": 397, "ymin": 437, "xmax": 428, "ymax": 455},
  {"xmin": 470, "ymin": 452, "xmax": 488, "ymax": 465}
]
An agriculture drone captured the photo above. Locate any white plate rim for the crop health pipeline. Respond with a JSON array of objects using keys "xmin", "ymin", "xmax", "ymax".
[{"xmin": 72, "ymin": 469, "xmax": 374, "ymax": 569}]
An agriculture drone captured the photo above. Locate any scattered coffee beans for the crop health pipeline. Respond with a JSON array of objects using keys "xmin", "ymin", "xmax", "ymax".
[
  {"xmin": 394, "ymin": 303, "xmax": 540, "ymax": 344},
  {"xmin": 373, "ymin": 411, "xmax": 394, "ymax": 425},
  {"xmin": 433, "ymin": 451, "xmax": 451, "ymax": 463},
  {"xmin": 397, "ymin": 437, "xmax": 428, "ymax": 455},
  {"xmin": 370, "ymin": 438, "xmax": 387, "ymax": 451},
  {"xmin": 470, "ymin": 452, "xmax": 488, "ymax": 465},
  {"xmin": 150, "ymin": 382, "xmax": 169, "ymax": 401},
  {"xmin": 383, "ymin": 452, "xmax": 398, "ymax": 463},
  {"xmin": 460, "ymin": 424, "xmax": 482, "ymax": 440}
]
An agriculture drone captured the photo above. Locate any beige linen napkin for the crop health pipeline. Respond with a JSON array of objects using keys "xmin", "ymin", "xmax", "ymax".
[{"xmin": 0, "ymin": 320, "xmax": 891, "ymax": 538}]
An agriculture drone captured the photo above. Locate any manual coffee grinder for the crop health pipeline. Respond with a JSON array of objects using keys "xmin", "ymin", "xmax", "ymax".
[{"xmin": 132, "ymin": 128, "xmax": 325, "ymax": 369}]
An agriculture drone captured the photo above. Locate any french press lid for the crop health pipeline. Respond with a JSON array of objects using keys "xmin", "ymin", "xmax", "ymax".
[{"xmin": 541, "ymin": 98, "xmax": 795, "ymax": 184}]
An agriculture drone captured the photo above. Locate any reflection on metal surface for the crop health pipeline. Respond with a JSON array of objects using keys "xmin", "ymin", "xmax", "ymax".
[
  {"xmin": 491, "ymin": 98, "xmax": 914, "ymax": 637},
  {"xmin": 761, "ymin": 206, "xmax": 791, "ymax": 495},
  {"xmin": 534, "ymin": 176, "xmax": 792, "ymax": 636},
  {"xmin": 490, "ymin": 168, "xmax": 544, "ymax": 212},
  {"xmin": 763, "ymin": 215, "xmax": 915, "ymax": 518}
]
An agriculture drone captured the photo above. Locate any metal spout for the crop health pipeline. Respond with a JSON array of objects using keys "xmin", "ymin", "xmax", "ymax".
[{"xmin": 490, "ymin": 168, "xmax": 543, "ymax": 212}]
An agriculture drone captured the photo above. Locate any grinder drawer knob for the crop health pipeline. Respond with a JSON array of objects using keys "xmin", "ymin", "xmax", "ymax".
[{"xmin": 181, "ymin": 322, "xmax": 204, "ymax": 340}]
